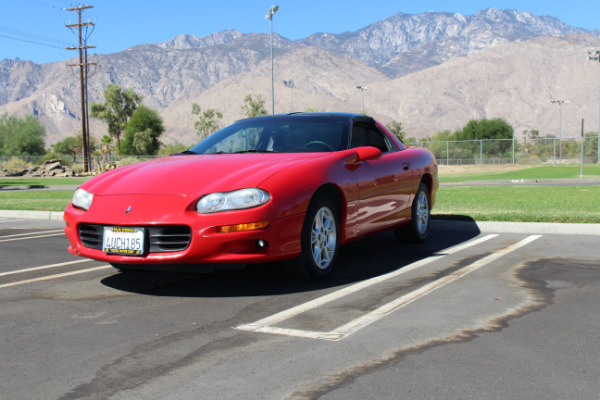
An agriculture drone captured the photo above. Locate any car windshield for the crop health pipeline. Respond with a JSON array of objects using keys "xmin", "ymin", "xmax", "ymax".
[{"xmin": 189, "ymin": 116, "xmax": 351, "ymax": 154}]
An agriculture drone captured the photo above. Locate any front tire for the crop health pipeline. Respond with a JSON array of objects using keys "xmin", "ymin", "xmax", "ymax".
[{"xmin": 282, "ymin": 196, "xmax": 340, "ymax": 281}]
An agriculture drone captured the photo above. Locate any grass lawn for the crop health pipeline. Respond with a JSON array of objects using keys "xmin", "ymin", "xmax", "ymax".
[
  {"xmin": 1, "ymin": 165, "xmax": 599, "ymax": 222},
  {"xmin": 0, "ymin": 190, "xmax": 74, "ymax": 212},
  {"xmin": 439, "ymin": 164, "xmax": 600, "ymax": 183},
  {"xmin": 432, "ymin": 185, "xmax": 600, "ymax": 223},
  {"xmin": 0, "ymin": 177, "xmax": 88, "ymax": 188}
]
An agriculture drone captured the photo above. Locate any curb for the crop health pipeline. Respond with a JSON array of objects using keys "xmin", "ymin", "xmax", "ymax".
[
  {"xmin": 440, "ymin": 179, "xmax": 600, "ymax": 187},
  {"xmin": 1, "ymin": 210, "xmax": 600, "ymax": 236},
  {"xmin": 0, "ymin": 210, "xmax": 64, "ymax": 221},
  {"xmin": 432, "ymin": 219, "xmax": 600, "ymax": 235}
]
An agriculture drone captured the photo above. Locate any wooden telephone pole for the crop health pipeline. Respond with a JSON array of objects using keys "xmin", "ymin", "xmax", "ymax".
[{"xmin": 66, "ymin": 5, "xmax": 95, "ymax": 173}]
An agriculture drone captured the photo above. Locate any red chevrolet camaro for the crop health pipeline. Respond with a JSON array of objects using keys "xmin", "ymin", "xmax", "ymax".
[{"xmin": 64, "ymin": 113, "xmax": 438, "ymax": 280}]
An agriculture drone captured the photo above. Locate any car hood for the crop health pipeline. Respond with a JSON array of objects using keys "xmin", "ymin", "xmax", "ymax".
[{"xmin": 83, "ymin": 153, "xmax": 325, "ymax": 197}]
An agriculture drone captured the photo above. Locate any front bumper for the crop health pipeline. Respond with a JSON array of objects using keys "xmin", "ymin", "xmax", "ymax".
[{"xmin": 64, "ymin": 201, "xmax": 305, "ymax": 266}]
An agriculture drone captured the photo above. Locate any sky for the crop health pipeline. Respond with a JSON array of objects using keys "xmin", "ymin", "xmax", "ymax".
[{"xmin": 1, "ymin": 0, "xmax": 599, "ymax": 64}]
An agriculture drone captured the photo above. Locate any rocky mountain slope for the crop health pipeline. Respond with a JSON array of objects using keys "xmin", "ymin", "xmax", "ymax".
[
  {"xmin": 0, "ymin": 8, "xmax": 599, "ymax": 147},
  {"xmin": 298, "ymin": 8, "xmax": 596, "ymax": 76}
]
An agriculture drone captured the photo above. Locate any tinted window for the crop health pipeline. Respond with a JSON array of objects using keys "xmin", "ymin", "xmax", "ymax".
[
  {"xmin": 189, "ymin": 116, "xmax": 351, "ymax": 154},
  {"xmin": 350, "ymin": 122, "xmax": 393, "ymax": 153}
]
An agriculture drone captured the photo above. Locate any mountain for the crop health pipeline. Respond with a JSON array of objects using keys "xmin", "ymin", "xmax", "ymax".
[
  {"xmin": 372, "ymin": 34, "xmax": 600, "ymax": 138},
  {"xmin": 299, "ymin": 8, "xmax": 597, "ymax": 76},
  {"xmin": 0, "ymin": 8, "xmax": 599, "ymax": 147}
]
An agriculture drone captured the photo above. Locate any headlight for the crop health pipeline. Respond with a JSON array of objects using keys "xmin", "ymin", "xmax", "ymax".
[
  {"xmin": 72, "ymin": 188, "xmax": 94, "ymax": 211},
  {"xmin": 197, "ymin": 188, "xmax": 270, "ymax": 213}
]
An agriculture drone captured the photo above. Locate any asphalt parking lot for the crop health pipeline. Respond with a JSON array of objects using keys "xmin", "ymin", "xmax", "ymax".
[{"xmin": 1, "ymin": 217, "xmax": 599, "ymax": 400}]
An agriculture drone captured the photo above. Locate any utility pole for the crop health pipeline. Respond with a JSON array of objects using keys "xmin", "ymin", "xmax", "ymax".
[
  {"xmin": 265, "ymin": 5, "xmax": 279, "ymax": 115},
  {"xmin": 551, "ymin": 99, "xmax": 569, "ymax": 163},
  {"xmin": 66, "ymin": 5, "xmax": 95, "ymax": 173},
  {"xmin": 588, "ymin": 50, "xmax": 600, "ymax": 164},
  {"xmin": 356, "ymin": 86, "xmax": 368, "ymax": 114}
]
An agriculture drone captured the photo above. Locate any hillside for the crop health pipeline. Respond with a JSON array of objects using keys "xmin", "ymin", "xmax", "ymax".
[{"xmin": 0, "ymin": 8, "xmax": 599, "ymax": 147}]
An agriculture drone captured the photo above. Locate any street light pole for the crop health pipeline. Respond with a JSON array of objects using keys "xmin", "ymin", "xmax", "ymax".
[
  {"xmin": 588, "ymin": 50, "xmax": 600, "ymax": 163},
  {"xmin": 265, "ymin": 5, "xmax": 279, "ymax": 115},
  {"xmin": 551, "ymin": 99, "xmax": 569, "ymax": 163},
  {"xmin": 283, "ymin": 80, "xmax": 294, "ymax": 112},
  {"xmin": 356, "ymin": 86, "xmax": 368, "ymax": 113}
]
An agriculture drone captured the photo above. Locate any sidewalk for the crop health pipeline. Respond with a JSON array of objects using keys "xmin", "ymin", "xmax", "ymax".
[{"xmin": 2, "ymin": 209, "xmax": 600, "ymax": 235}]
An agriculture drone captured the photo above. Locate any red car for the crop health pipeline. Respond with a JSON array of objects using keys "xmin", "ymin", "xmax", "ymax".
[{"xmin": 64, "ymin": 113, "xmax": 438, "ymax": 280}]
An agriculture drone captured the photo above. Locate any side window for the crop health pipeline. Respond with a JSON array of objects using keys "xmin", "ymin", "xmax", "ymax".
[{"xmin": 351, "ymin": 122, "xmax": 392, "ymax": 153}]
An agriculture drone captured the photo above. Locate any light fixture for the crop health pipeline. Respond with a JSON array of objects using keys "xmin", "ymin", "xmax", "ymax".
[{"xmin": 266, "ymin": 6, "xmax": 279, "ymax": 115}]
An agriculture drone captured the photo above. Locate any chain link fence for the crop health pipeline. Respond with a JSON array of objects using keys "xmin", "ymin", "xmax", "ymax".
[
  {"xmin": 1, "ymin": 136, "xmax": 600, "ymax": 173},
  {"xmin": 418, "ymin": 136, "xmax": 600, "ymax": 165}
]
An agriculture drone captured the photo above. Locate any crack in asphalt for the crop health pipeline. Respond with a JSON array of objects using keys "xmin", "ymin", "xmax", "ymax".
[{"xmin": 282, "ymin": 258, "xmax": 573, "ymax": 400}]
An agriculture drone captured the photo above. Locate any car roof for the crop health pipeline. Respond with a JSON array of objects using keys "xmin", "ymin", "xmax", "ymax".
[{"xmin": 243, "ymin": 112, "xmax": 375, "ymax": 124}]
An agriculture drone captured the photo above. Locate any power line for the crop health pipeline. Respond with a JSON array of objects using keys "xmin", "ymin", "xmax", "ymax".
[
  {"xmin": 0, "ymin": 34, "xmax": 65, "ymax": 49},
  {"xmin": 23, "ymin": 0, "xmax": 79, "ymax": 9},
  {"xmin": 0, "ymin": 26, "xmax": 71, "ymax": 48}
]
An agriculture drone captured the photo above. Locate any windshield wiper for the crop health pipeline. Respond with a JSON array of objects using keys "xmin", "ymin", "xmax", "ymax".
[
  {"xmin": 174, "ymin": 150, "xmax": 197, "ymax": 155},
  {"xmin": 233, "ymin": 149, "xmax": 278, "ymax": 154}
]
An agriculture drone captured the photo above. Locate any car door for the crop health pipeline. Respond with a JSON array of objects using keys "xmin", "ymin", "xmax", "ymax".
[{"xmin": 351, "ymin": 120, "xmax": 414, "ymax": 235}]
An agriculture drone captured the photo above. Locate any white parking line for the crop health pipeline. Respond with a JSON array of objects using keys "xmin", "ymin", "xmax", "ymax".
[
  {"xmin": 0, "ymin": 259, "xmax": 92, "ymax": 278},
  {"xmin": 0, "ymin": 229, "xmax": 64, "ymax": 239},
  {"xmin": 328, "ymin": 234, "xmax": 541, "ymax": 340},
  {"xmin": 0, "ymin": 230, "xmax": 65, "ymax": 243},
  {"xmin": 0, "ymin": 265, "xmax": 113, "ymax": 289},
  {"xmin": 236, "ymin": 234, "xmax": 511, "ymax": 340}
]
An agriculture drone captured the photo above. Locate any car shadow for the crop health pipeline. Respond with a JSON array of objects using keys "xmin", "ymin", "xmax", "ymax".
[{"xmin": 101, "ymin": 217, "xmax": 481, "ymax": 297}]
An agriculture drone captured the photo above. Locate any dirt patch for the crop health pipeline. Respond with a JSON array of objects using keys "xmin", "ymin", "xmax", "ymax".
[{"xmin": 439, "ymin": 164, "xmax": 535, "ymax": 175}]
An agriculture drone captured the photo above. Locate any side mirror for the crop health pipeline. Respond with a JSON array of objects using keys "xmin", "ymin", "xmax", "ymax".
[
  {"xmin": 345, "ymin": 146, "xmax": 382, "ymax": 169},
  {"xmin": 353, "ymin": 146, "xmax": 382, "ymax": 161}
]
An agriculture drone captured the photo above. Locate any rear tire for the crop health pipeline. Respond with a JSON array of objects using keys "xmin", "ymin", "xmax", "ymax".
[
  {"xmin": 282, "ymin": 195, "xmax": 339, "ymax": 281},
  {"xmin": 395, "ymin": 182, "xmax": 430, "ymax": 243}
]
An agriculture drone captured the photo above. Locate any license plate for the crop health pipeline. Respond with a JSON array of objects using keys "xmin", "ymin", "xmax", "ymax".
[{"xmin": 103, "ymin": 227, "xmax": 145, "ymax": 256}]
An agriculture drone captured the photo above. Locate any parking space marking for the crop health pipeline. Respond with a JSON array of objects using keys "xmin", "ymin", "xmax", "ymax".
[
  {"xmin": 0, "ymin": 265, "xmax": 112, "ymax": 289},
  {"xmin": 328, "ymin": 234, "xmax": 541, "ymax": 340},
  {"xmin": 0, "ymin": 229, "xmax": 64, "ymax": 239},
  {"xmin": 236, "ymin": 234, "xmax": 503, "ymax": 339},
  {"xmin": 0, "ymin": 259, "xmax": 92, "ymax": 278},
  {"xmin": 0, "ymin": 230, "xmax": 65, "ymax": 243}
]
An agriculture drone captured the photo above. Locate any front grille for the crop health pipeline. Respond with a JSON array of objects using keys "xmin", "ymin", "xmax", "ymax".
[
  {"xmin": 78, "ymin": 224, "xmax": 192, "ymax": 253},
  {"xmin": 79, "ymin": 224, "xmax": 103, "ymax": 249},
  {"xmin": 148, "ymin": 226, "xmax": 192, "ymax": 252}
]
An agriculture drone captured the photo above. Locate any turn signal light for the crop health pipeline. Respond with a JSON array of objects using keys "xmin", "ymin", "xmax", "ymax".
[{"xmin": 217, "ymin": 220, "xmax": 270, "ymax": 233}]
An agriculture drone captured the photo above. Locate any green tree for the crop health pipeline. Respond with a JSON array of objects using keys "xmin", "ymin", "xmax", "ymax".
[
  {"xmin": 457, "ymin": 118, "xmax": 514, "ymax": 157},
  {"xmin": 242, "ymin": 94, "xmax": 268, "ymax": 118},
  {"xmin": 53, "ymin": 134, "xmax": 98, "ymax": 162},
  {"xmin": 90, "ymin": 84, "xmax": 142, "ymax": 156},
  {"xmin": 53, "ymin": 136, "xmax": 81, "ymax": 162},
  {"xmin": 584, "ymin": 131, "xmax": 599, "ymax": 158},
  {"xmin": 121, "ymin": 105, "xmax": 164, "ymax": 155},
  {"xmin": 387, "ymin": 121, "xmax": 405, "ymax": 141},
  {"xmin": 192, "ymin": 103, "xmax": 223, "ymax": 140},
  {"xmin": 157, "ymin": 143, "xmax": 190, "ymax": 156},
  {"xmin": 99, "ymin": 135, "xmax": 117, "ymax": 164},
  {"xmin": 458, "ymin": 118, "xmax": 514, "ymax": 141},
  {"xmin": 426, "ymin": 129, "xmax": 455, "ymax": 160},
  {"xmin": 524, "ymin": 129, "xmax": 541, "ymax": 140},
  {"xmin": 0, "ymin": 113, "xmax": 46, "ymax": 156},
  {"xmin": 522, "ymin": 129, "xmax": 550, "ymax": 159}
]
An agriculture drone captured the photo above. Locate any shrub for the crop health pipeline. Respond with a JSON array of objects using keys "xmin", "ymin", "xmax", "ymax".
[{"xmin": 0, "ymin": 157, "xmax": 34, "ymax": 173}]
